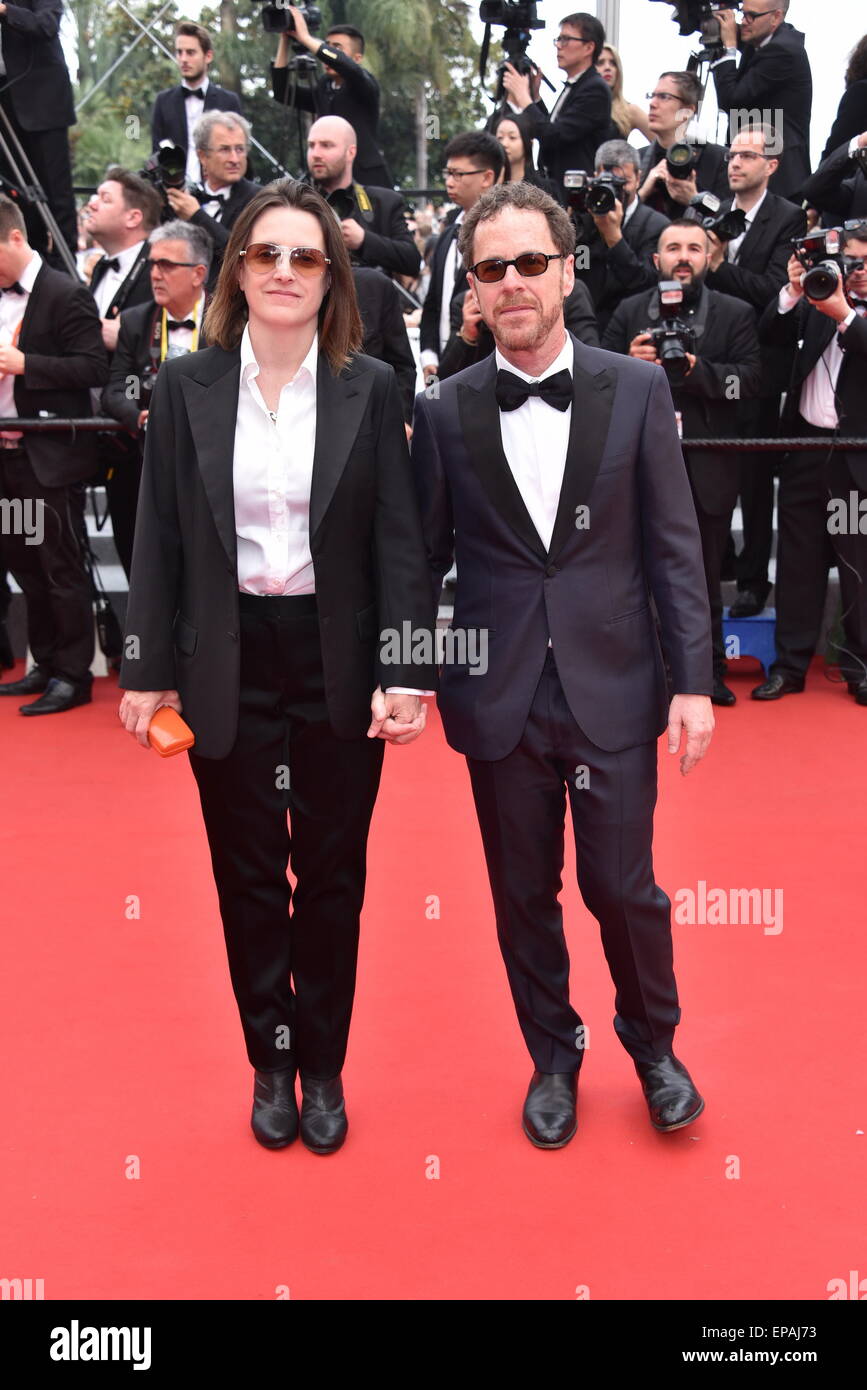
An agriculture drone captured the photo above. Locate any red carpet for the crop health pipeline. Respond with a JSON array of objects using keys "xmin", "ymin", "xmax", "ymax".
[{"xmin": 1, "ymin": 657, "xmax": 864, "ymax": 1301}]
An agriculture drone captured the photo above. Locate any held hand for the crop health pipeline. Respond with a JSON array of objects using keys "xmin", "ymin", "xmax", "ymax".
[
  {"xmin": 340, "ymin": 217, "xmax": 365, "ymax": 251},
  {"xmin": 684, "ymin": 352, "xmax": 697, "ymax": 376},
  {"xmin": 707, "ymin": 231, "xmax": 726, "ymax": 272},
  {"xmin": 287, "ymin": 5, "xmax": 313, "ymax": 48},
  {"xmin": 859, "ymin": 131, "xmax": 867, "ymax": 150},
  {"xmin": 811, "ymin": 276, "xmax": 852, "ymax": 323},
  {"xmin": 715, "ymin": 9, "xmax": 738, "ymax": 48},
  {"xmin": 502, "ymin": 62, "xmax": 533, "ymax": 110},
  {"xmin": 663, "ymin": 168, "xmax": 698, "ymax": 206},
  {"xmin": 165, "ymin": 187, "xmax": 200, "ymax": 221},
  {"xmin": 629, "ymin": 331, "xmax": 658, "ymax": 362},
  {"xmin": 786, "ymin": 253, "xmax": 805, "ymax": 297},
  {"xmin": 668, "ymin": 694, "xmax": 714, "ymax": 775},
  {"xmin": 638, "ymin": 159, "xmax": 666, "ymax": 202},
  {"xmin": 101, "ymin": 316, "xmax": 121, "ymax": 351},
  {"xmin": 461, "ymin": 287, "xmax": 483, "ymax": 341},
  {"xmin": 0, "ymin": 344, "xmax": 25, "ymax": 375},
  {"xmin": 119, "ymin": 689, "xmax": 183, "ymax": 750},
  {"xmin": 138, "ymin": 409, "xmax": 149, "ymax": 429},
  {"xmin": 367, "ymin": 687, "xmax": 427, "ymax": 745},
  {"xmin": 592, "ymin": 198, "xmax": 624, "ymax": 246}
]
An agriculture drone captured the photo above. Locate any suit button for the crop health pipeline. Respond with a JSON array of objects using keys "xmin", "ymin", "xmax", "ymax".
[{"xmin": 546, "ymin": 564, "xmax": 558, "ymax": 577}]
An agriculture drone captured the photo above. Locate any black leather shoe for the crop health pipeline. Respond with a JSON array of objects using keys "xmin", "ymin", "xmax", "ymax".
[
  {"xmin": 299, "ymin": 1073, "xmax": 347, "ymax": 1154},
  {"xmin": 635, "ymin": 1053, "xmax": 704, "ymax": 1132},
  {"xmin": 0, "ymin": 665, "xmax": 50, "ymax": 695},
  {"xmin": 19, "ymin": 677, "xmax": 92, "ymax": 715},
  {"xmin": 251, "ymin": 1066, "xmax": 298, "ymax": 1149},
  {"xmin": 711, "ymin": 677, "xmax": 736, "ymax": 706},
  {"xmin": 522, "ymin": 1070, "xmax": 578, "ymax": 1148},
  {"xmin": 847, "ymin": 679, "xmax": 867, "ymax": 705},
  {"xmin": 0, "ymin": 620, "xmax": 13, "ymax": 670},
  {"xmin": 729, "ymin": 588, "xmax": 768, "ymax": 619},
  {"xmin": 751, "ymin": 671, "xmax": 805, "ymax": 701}
]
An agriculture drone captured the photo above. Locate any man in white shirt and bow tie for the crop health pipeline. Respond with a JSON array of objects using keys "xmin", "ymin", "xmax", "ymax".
[
  {"xmin": 165, "ymin": 112, "xmax": 259, "ymax": 290},
  {"xmin": 411, "ymin": 181, "xmax": 714, "ymax": 1148}
]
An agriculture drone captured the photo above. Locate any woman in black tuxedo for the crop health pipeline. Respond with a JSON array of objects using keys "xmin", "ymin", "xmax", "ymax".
[{"xmin": 118, "ymin": 180, "xmax": 437, "ymax": 1154}]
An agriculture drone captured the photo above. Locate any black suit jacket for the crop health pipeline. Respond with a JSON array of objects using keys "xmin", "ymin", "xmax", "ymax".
[
  {"xmin": 759, "ymin": 295, "xmax": 867, "ymax": 491},
  {"xmin": 189, "ymin": 177, "xmax": 260, "ymax": 254},
  {"xmin": 352, "ymin": 268, "xmax": 416, "ymax": 424},
  {"xmin": 410, "ymin": 333, "xmax": 713, "ymax": 759},
  {"xmin": 577, "ymin": 200, "xmax": 671, "ymax": 332},
  {"xmin": 711, "ymin": 23, "xmax": 812, "ymax": 199},
  {"xmin": 522, "ymin": 67, "xmax": 615, "ymax": 188},
  {"xmin": 272, "ymin": 52, "xmax": 390, "ymax": 187},
  {"xmin": 118, "ymin": 346, "xmax": 437, "ymax": 758},
  {"xmin": 419, "ymin": 215, "xmax": 464, "ymax": 360},
  {"xmin": 705, "ymin": 192, "xmax": 806, "ymax": 313},
  {"xmin": 101, "ymin": 299, "xmax": 210, "ymax": 435},
  {"xmin": 438, "ymin": 279, "xmax": 600, "ymax": 380},
  {"xmin": 639, "ymin": 141, "xmax": 729, "ymax": 219},
  {"xmin": 150, "ymin": 83, "xmax": 243, "ymax": 155},
  {"xmin": 602, "ymin": 285, "xmax": 761, "ymax": 515},
  {"xmin": 319, "ymin": 184, "xmax": 418, "ymax": 279},
  {"xmin": 800, "ymin": 140, "xmax": 867, "ymax": 221},
  {"xmin": 822, "ymin": 80, "xmax": 867, "ymax": 164},
  {"xmin": 13, "ymin": 262, "xmax": 109, "ymax": 486},
  {"xmin": 0, "ymin": 0, "xmax": 75, "ymax": 131}
]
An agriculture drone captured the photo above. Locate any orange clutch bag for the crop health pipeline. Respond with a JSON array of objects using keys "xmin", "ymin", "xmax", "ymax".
[{"xmin": 147, "ymin": 706, "xmax": 195, "ymax": 757}]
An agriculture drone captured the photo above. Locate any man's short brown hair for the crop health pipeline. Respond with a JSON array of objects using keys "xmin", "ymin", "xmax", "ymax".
[
  {"xmin": 103, "ymin": 167, "xmax": 162, "ymax": 234},
  {"xmin": 458, "ymin": 182, "xmax": 576, "ymax": 269},
  {"xmin": 0, "ymin": 193, "xmax": 27, "ymax": 242},
  {"xmin": 175, "ymin": 21, "xmax": 213, "ymax": 55}
]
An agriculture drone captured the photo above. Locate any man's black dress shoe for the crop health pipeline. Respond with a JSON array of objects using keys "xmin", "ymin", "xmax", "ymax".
[
  {"xmin": 711, "ymin": 677, "xmax": 736, "ymax": 706},
  {"xmin": 19, "ymin": 677, "xmax": 92, "ymax": 715},
  {"xmin": 522, "ymin": 1070, "xmax": 578, "ymax": 1149},
  {"xmin": 0, "ymin": 665, "xmax": 50, "ymax": 695},
  {"xmin": 299, "ymin": 1073, "xmax": 347, "ymax": 1154},
  {"xmin": 251, "ymin": 1066, "xmax": 298, "ymax": 1149},
  {"xmin": 847, "ymin": 679, "xmax": 867, "ymax": 705},
  {"xmin": 729, "ymin": 588, "xmax": 768, "ymax": 619},
  {"xmin": 751, "ymin": 671, "xmax": 805, "ymax": 701},
  {"xmin": 634, "ymin": 1053, "xmax": 704, "ymax": 1132}
]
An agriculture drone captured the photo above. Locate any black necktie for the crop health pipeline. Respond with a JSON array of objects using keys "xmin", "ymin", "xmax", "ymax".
[
  {"xmin": 100, "ymin": 257, "xmax": 121, "ymax": 273},
  {"xmin": 167, "ymin": 318, "xmax": 195, "ymax": 331},
  {"xmin": 2, "ymin": 281, "xmax": 25, "ymax": 295},
  {"xmin": 495, "ymin": 367, "xmax": 573, "ymax": 413}
]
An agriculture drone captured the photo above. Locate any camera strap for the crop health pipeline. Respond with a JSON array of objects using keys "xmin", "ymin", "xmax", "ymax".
[
  {"xmin": 352, "ymin": 182, "xmax": 374, "ymax": 224},
  {"xmin": 104, "ymin": 242, "xmax": 150, "ymax": 321}
]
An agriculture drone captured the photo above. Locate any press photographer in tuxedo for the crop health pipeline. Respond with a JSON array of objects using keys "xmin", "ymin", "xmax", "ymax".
[
  {"xmin": 412, "ymin": 182, "xmax": 714, "ymax": 1149},
  {"xmin": 118, "ymin": 180, "xmax": 436, "ymax": 1154},
  {"xmin": 164, "ymin": 111, "xmax": 259, "ymax": 289}
]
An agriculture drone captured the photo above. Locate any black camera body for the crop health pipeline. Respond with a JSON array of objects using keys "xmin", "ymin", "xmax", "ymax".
[
  {"xmin": 647, "ymin": 280, "xmax": 696, "ymax": 384},
  {"xmin": 564, "ymin": 169, "xmax": 628, "ymax": 217},
  {"xmin": 262, "ymin": 2, "xmax": 322, "ymax": 36},
  {"xmin": 650, "ymin": 1, "xmax": 742, "ymax": 60},
  {"xmin": 479, "ymin": 0, "xmax": 543, "ymax": 27},
  {"xmin": 792, "ymin": 226, "xmax": 865, "ymax": 302},
  {"xmin": 682, "ymin": 191, "xmax": 747, "ymax": 242},
  {"xmin": 666, "ymin": 142, "xmax": 700, "ymax": 180},
  {"xmin": 139, "ymin": 140, "xmax": 188, "ymax": 215}
]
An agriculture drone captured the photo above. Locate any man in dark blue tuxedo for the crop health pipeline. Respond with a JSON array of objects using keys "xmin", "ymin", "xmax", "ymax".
[{"xmin": 411, "ymin": 183, "xmax": 714, "ymax": 1148}]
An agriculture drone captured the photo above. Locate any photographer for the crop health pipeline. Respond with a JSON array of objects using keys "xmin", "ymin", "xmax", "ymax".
[
  {"xmin": 306, "ymin": 116, "xmax": 418, "ymax": 278},
  {"xmin": 638, "ymin": 70, "xmax": 728, "ymax": 220},
  {"xmin": 571, "ymin": 138, "xmax": 670, "ymax": 334},
  {"xmin": 702, "ymin": 123, "xmax": 806, "ymax": 618},
  {"xmin": 151, "ymin": 22, "xmax": 244, "ymax": 186},
  {"xmin": 272, "ymin": 6, "xmax": 391, "ymax": 189},
  {"xmin": 602, "ymin": 220, "xmax": 761, "ymax": 705},
  {"xmin": 501, "ymin": 11, "xmax": 614, "ymax": 187},
  {"xmin": 711, "ymin": 4, "xmax": 811, "ymax": 200},
  {"xmin": 164, "ymin": 111, "xmax": 259, "ymax": 288},
  {"xmin": 801, "ymin": 133, "xmax": 867, "ymax": 223},
  {"xmin": 752, "ymin": 227, "xmax": 867, "ymax": 704}
]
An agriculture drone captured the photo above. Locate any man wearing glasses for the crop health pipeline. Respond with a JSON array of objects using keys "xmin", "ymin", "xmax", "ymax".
[
  {"xmin": 502, "ymin": 11, "xmax": 614, "ymax": 191},
  {"xmin": 638, "ymin": 70, "xmax": 728, "ymax": 221},
  {"xmin": 711, "ymin": 4, "xmax": 812, "ymax": 200},
  {"xmin": 164, "ymin": 112, "xmax": 259, "ymax": 291},
  {"xmin": 411, "ymin": 182, "xmax": 714, "ymax": 1148}
]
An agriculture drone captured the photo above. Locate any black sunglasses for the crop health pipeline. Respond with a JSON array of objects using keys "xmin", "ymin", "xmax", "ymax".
[{"xmin": 469, "ymin": 251, "xmax": 564, "ymax": 283}]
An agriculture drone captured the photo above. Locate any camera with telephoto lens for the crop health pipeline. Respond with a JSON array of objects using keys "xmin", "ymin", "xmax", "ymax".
[
  {"xmin": 563, "ymin": 170, "xmax": 628, "ymax": 217},
  {"xmin": 648, "ymin": 1, "xmax": 742, "ymax": 62},
  {"xmin": 261, "ymin": 2, "xmax": 322, "ymax": 36},
  {"xmin": 665, "ymin": 141, "xmax": 701, "ymax": 180},
  {"xmin": 682, "ymin": 191, "xmax": 747, "ymax": 242},
  {"xmin": 646, "ymin": 280, "xmax": 696, "ymax": 385},
  {"xmin": 792, "ymin": 226, "xmax": 865, "ymax": 302},
  {"xmin": 139, "ymin": 140, "xmax": 187, "ymax": 200}
]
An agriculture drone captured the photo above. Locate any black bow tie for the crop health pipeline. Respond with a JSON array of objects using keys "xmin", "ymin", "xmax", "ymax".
[
  {"xmin": 849, "ymin": 299, "xmax": 867, "ymax": 314},
  {"xmin": 183, "ymin": 86, "xmax": 205, "ymax": 99},
  {"xmin": 495, "ymin": 367, "xmax": 573, "ymax": 413},
  {"xmin": 197, "ymin": 187, "xmax": 228, "ymax": 204},
  {"xmin": 167, "ymin": 318, "xmax": 195, "ymax": 331},
  {"xmin": 2, "ymin": 281, "xmax": 25, "ymax": 295},
  {"xmin": 100, "ymin": 256, "xmax": 121, "ymax": 273}
]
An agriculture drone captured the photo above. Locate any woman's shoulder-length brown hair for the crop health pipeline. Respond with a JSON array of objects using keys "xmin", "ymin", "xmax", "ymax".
[{"xmin": 203, "ymin": 178, "xmax": 363, "ymax": 374}]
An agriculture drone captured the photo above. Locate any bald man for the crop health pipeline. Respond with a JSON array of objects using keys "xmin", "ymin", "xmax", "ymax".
[{"xmin": 306, "ymin": 116, "xmax": 419, "ymax": 278}]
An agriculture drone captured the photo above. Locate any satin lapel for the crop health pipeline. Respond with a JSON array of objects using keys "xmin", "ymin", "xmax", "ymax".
[
  {"xmin": 179, "ymin": 352, "xmax": 241, "ymax": 567},
  {"xmin": 309, "ymin": 357, "xmax": 375, "ymax": 539},
  {"xmin": 547, "ymin": 337, "xmax": 616, "ymax": 562},
  {"xmin": 457, "ymin": 357, "xmax": 547, "ymax": 561}
]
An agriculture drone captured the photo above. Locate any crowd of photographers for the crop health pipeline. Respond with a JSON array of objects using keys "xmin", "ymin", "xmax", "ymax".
[{"xmin": 1, "ymin": 2, "xmax": 867, "ymax": 714}]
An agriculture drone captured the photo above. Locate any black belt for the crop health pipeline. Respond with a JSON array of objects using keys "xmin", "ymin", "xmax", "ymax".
[{"xmin": 238, "ymin": 592, "xmax": 318, "ymax": 615}]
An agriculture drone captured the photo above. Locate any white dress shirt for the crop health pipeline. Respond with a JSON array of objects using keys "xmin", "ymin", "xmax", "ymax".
[
  {"xmin": 182, "ymin": 80, "xmax": 208, "ymax": 183},
  {"xmin": 163, "ymin": 294, "xmax": 207, "ymax": 357},
  {"xmin": 233, "ymin": 324, "xmax": 318, "ymax": 596},
  {"xmin": 495, "ymin": 333, "xmax": 573, "ymax": 552},
  {"xmin": 0, "ymin": 250, "xmax": 42, "ymax": 440},
  {"xmin": 725, "ymin": 188, "xmax": 767, "ymax": 263},
  {"xmin": 91, "ymin": 240, "xmax": 147, "ymax": 317},
  {"xmin": 776, "ymin": 284, "xmax": 857, "ymax": 430}
]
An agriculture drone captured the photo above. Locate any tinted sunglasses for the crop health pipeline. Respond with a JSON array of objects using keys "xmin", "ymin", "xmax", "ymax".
[
  {"xmin": 239, "ymin": 243, "xmax": 331, "ymax": 276},
  {"xmin": 469, "ymin": 251, "xmax": 564, "ymax": 283}
]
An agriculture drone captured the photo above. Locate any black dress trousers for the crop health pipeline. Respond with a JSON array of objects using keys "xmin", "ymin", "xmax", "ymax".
[
  {"xmin": 466, "ymin": 648, "xmax": 681, "ymax": 1073},
  {"xmin": 188, "ymin": 593, "xmax": 384, "ymax": 1078}
]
